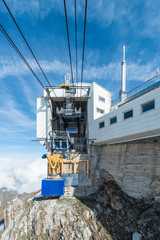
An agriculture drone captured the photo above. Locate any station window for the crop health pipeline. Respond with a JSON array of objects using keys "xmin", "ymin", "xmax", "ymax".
[
  {"xmin": 62, "ymin": 141, "xmax": 67, "ymax": 149},
  {"xmin": 55, "ymin": 141, "xmax": 60, "ymax": 149},
  {"xmin": 99, "ymin": 96, "xmax": 105, "ymax": 102},
  {"xmin": 99, "ymin": 121, "xmax": 105, "ymax": 128},
  {"xmin": 97, "ymin": 108, "xmax": 104, "ymax": 114},
  {"xmin": 110, "ymin": 116, "xmax": 117, "ymax": 125},
  {"xmin": 142, "ymin": 100, "xmax": 155, "ymax": 113},
  {"xmin": 124, "ymin": 109, "xmax": 133, "ymax": 119}
]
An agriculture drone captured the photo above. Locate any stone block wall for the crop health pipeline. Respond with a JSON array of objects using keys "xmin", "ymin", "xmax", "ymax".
[{"xmin": 90, "ymin": 137, "xmax": 160, "ymax": 199}]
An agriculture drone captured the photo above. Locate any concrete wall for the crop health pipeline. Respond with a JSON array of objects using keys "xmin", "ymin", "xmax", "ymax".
[
  {"xmin": 87, "ymin": 83, "xmax": 94, "ymax": 122},
  {"xmin": 37, "ymin": 97, "xmax": 52, "ymax": 148},
  {"xmin": 89, "ymin": 87, "xmax": 160, "ymax": 144},
  {"xmin": 88, "ymin": 82, "xmax": 111, "ymax": 122},
  {"xmin": 37, "ymin": 97, "xmax": 47, "ymax": 141},
  {"xmin": 90, "ymin": 137, "xmax": 160, "ymax": 200},
  {"xmin": 92, "ymin": 82, "xmax": 111, "ymax": 120}
]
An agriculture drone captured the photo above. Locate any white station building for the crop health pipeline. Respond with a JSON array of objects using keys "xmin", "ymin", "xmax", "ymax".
[{"xmin": 37, "ymin": 46, "xmax": 160, "ymax": 153}]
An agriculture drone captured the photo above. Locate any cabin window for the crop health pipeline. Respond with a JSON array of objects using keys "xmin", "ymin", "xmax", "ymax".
[
  {"xmin": 99, "ymin": 96, "xmax": 105, "ymax": 102},
  {"xmin": 55, "ymin": 141, "xmax": 60, "ymax": 149},
  {"xmin": 99, "ymin": 121, "xmax": 105, "ymax": 128},
  {"xmin": 97, "ymin": 108, "xmax": 104, "ymax": 114},
  {"xmin": 142, "ymin": 100, "xmax": 155, "ymax": 113},
  {"xmin": 110, "ymin": 116, "xmax": 117, "ymax": 125},
  {"xmin": 62, "ymin": 141, "xmax": 67, "ymax": 149},
  {"xmin": 124, "ymin": 109, "xmax": 133, "ymax": 119},
  {"xmin": 66, "ymin": 127, "xmax": 78, "ymax": 133}
]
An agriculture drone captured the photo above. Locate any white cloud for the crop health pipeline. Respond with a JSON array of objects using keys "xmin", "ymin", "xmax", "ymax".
[
  {"xmin": 0, "ymin": 56, "xmax": 157, "ymax": 84},
  {"xmin": 1, "ymin": 0, "xmax": 61, "ymax": 20},
  {"xmin": 18, "ymin": 77, "xmax": 37, "ymax": 113},
  {"xmin": 0, "ymin": 100, "xmax": 35, "ymax": 129},
  {"xmin": 0, "ymin": 57, "xmax": 27, "ymax": 79},
  {"xmin": 1, "ymin": 0, "xmax": 160, "ymax": 38},
  {"xmin": 0, "ymin": 56, "xmax": 69, "ymax": 80},
  {"xmin": 0, "ymin": 91, "xmax": 35, "ymax": 135},
  {"xmin": 84, "ymin": 61, "xmax": 156, "ymax": 83},
  {"xmin": 126, "ymin": 62, "xmax": 156, "ymax": 82},
  {"xmin": 141, "ymin": 0, "xmax": 160, "ymax": 37},
  {"xmin": 0, "ymin": 0, "xmax": 127, "ymax": 28},
  {"xmin": 40, "ymin": 59, "xmax": 69, "ymax": 74},
  {"xmin": 0, "ymin": 157, "xmax": 46, "ymax": 193},
  {"xmin": 87, "ymin": 0, "xmax": 116, "ymax": 28}
]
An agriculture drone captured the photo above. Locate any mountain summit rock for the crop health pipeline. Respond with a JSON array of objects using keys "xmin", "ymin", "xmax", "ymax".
[{"xmin": 1, "ymin": 171, "xmax": 160, "ymax": 239}]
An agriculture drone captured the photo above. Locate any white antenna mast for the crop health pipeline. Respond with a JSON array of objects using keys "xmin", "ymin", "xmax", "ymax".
[
  {"xmin": 156, "ymin": 68, "xmax": 159, "ymax": 76},
  {"xmin": 120, "ymin": 45, "xmax": 127, "ymax": 101},
  {"xmin": 123, "ymin": 45, "xmax": 125, "ymax": 62}
]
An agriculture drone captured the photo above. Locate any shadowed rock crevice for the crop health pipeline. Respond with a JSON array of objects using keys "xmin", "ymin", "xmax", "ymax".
[{"xmin": 79, "ymin": 181, "xmax": 160, "ymax": 239}]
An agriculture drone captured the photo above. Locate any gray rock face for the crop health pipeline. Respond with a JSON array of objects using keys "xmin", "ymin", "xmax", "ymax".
[
  {"xmin": 0, "ymin": 189, "xmax": 18, "ymax": 209},
  {"xmin": 1, "ymin": 170, "xmax": 160, "ymax": 240},
  {"xmin": 0, "ymin": 189, "xmax": 28, "ymax": 209},
  {"xmin": 132, "ymin": 232, "xmax": 142, "ymax": 240},
  {"xmin": 0, "ymin": 188, "xmax": 30, "ymax": 239},
  {"xmin": 1, "ymin": 196, "xmax": 113, "ymax": 240}
]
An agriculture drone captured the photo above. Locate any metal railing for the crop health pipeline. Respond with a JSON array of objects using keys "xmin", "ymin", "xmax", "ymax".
[
  {"xmin": 53, "ymin": 130, "xmax": 69, "ymax": 138},
  {"xmin": 61, "ymin": 159, "xmax": 89, "ymax": 174},
  {"xmin": 112, "ymin": 74, "xmax": 160, "ymax": 106},
  {"xmin": 45, "ymin": 155, "xmax": 89, "ymax": 179}
]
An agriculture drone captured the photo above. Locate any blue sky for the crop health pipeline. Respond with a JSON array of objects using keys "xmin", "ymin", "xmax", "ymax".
[{"xmin": 0, "ymin": 0, "xmax": 160, "ymax": 192}]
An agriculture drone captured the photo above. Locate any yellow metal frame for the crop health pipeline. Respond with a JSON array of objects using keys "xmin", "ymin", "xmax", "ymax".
[
  {"xmin": 45, "ymin": 155, "xmax": 89, "ymax": 180},
  {"xmin": 61, "ymin": 84, "xmax": 70, "ymax": 88},
  {"xmin": 60, "ymin": 159, "xmax": 89, "ymax": 175}
]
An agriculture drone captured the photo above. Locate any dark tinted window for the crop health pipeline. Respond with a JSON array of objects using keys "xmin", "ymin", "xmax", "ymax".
[
  {"xmin": 99, "ymin": 121, "xmax": 105, "ymax": 128},
  {"xmin": 124, "ymin": 110, "xmax": 133, "ymax": 119},
  {"xmin": 55, "ymin": 142, "xmax": 60, "ymax": 148},
  {"xmin": 97, "ymin": 108, "xmax": 104, "ymax": 114},
  {"xmin": 110, "ymin": 116, "xmax": 117, "ymax": 125},
  {"xmin": 99, "ymin": 96, "xmax": 105, "ymax": 102},
  {"xmin": 142, "ymin": 100, "xmax": 155, "ymax": 113}
]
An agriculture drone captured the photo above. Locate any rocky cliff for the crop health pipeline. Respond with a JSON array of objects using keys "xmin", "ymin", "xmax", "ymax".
[
  {"xmin": 1, "ymin": 170, "xmax": 160, "ymax": 240},
  {"xmin": 0, "ymin": 189, "xmax": 29, "ymax": 209},
  {"xmin": 0, "ymin": 189, "xmax": 29, "ymax": 238}
]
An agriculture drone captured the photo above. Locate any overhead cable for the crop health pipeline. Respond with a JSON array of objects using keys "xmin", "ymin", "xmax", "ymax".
[
  {"xmin": 0, "ymin": 24, "xmax": 45, "ymax": 89},
  {"xmin": 81, "ymin": 0, "xmax": 88, "ymax": 85},
  {"xmin": 0, "ymin": 24, "xmax": 59, "ymax": 108},
  {"xmin": 63, "ymin": 0, "xmax": 74, "ymax": 84},
  {"xmin": 80, "ymin": 0, "xmax": 88, "ymax": 103},
  {"xmin": 75, "ymin": 0, "xmax": 78, "ymax": 85},
  {"xmin": 2, "ymin": 0, "xmax": 59, "ymax": 101},
  {"xmin": 2, "ymin": 0, "xmax": 51, "ymax": 86}
]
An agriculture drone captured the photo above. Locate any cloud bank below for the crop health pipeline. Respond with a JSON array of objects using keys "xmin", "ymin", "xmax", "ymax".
[{"xmin": 0, "ymin": 157, "xmax": 46, "ymax": 193}]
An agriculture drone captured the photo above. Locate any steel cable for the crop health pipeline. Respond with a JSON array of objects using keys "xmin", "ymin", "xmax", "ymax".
[
  {"xmin": 0, "ymin": 24, "xmax": 60, "ymax": 108},
  {"xmin": 2, "ymin": 0, "xmax": 60, "ymax": 101},
  {"xmin": 63, "ymin": 0, "xmax": 74, "ymax": 84},
  {"xmin": 75, "ymin": 0, "xmax": 78, "ymax": 85},
  {"xmin": 80, "ymin": 0, "xmax": 88, "ymax": 103}
]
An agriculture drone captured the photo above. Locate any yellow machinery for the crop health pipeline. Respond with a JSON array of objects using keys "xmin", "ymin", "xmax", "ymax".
[
  {"xmin": 60, "ymin": 84, "xmax": 70, "ymax": 89},
  {"xmin": 45, "ymin": 154, "xmax": 89, "ymax": 179},
  {"xmin": 41, "ymin": 154, "xmax": 89, "ymax": 196}
]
